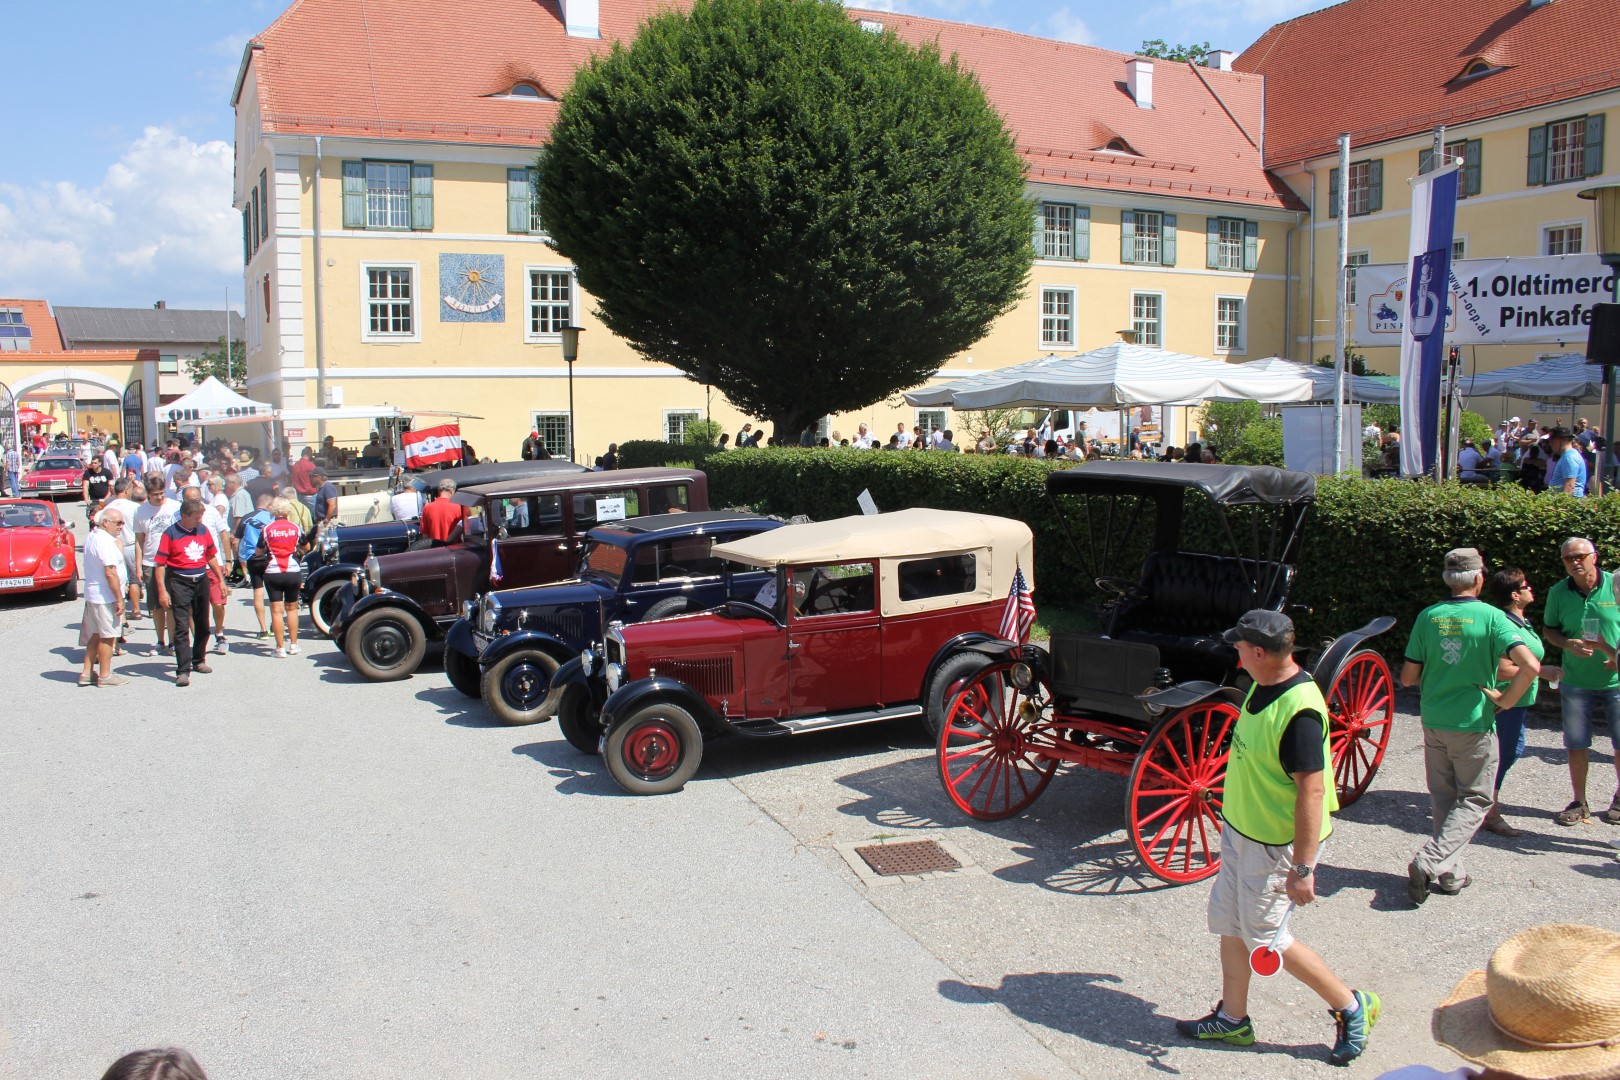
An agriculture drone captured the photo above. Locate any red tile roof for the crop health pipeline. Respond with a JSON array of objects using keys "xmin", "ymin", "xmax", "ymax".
[
  {"xmin": 0, "ymin": 297, "xmax": 157, "ymax": 366},
  {"xmin": 243, "ymin": 0, "xmax": 1299, "ymax": 210},
  {"xmin": 1238, "ymin": 0, "xmax": 1620, "ymax": 166}
]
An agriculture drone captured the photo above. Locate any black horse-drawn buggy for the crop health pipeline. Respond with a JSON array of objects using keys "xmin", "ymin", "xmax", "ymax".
[{"xmin": 935, "ymin": 462, "xmax": 1395, "ymax": 884}]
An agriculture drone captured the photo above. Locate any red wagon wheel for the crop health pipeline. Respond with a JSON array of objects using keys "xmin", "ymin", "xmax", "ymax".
[
  {"xmin": 1127, "ymin": 702, "xmax": 1237, "ymax": 884},
  {"xmin": 1326, "ymin": 649, "xmax": 1394, "ymax": 806},
  {"xmin": 936, "ymin": 661, "xmax": 1060, "ymax": 821}
]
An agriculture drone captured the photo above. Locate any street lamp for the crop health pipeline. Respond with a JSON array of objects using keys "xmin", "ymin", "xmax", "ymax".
[
  {"xmin": 559, "ymin": 324, "xmax": 583, "ymax": 464},
  {"xmin": 1578, "ymin": 183, "xmax": 1620, "ymax": 488}
]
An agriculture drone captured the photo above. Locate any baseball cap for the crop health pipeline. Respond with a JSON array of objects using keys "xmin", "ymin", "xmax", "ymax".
[
  {"xmin": 1445, "ymin": 547, "xmax": 1484, "ymax": 574},
  {"xmin": 1223, "ymin": 609, "xmax": 1295, "ymax": 651},
  {"xmin": 1510, "ymin": 415, "xmax": 1522, "ymax": 422}
]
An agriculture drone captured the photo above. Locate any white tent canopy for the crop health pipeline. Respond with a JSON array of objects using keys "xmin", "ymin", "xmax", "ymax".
[
  {"xmin": 905, "ymin": 343, "xmax": 1316, "ymax": 411},
  {"xmin": 161, "ymin": 377, "xmax": 276, "ymax": 426},
  {"xmin": 1459, "ymin": 353, "xmax": 1603, "ymax": 402},
  {"xmin": 1236, "ymin": 358, "xmax": 1404, "ymax": 404}
]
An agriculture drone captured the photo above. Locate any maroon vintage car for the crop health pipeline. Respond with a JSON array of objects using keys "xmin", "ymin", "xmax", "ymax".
[{"xmin": 0, "ymin": 498, "xmax": 79, "ymax": 599}]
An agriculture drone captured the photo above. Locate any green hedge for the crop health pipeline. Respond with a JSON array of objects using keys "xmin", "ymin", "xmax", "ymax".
[
  {"xmin": 617, "ymin": 439, "xmax": 717, "ymax": 470},
  {"xmin": 695, "ymin": 448, "xmax": 1620, "ymax": 659}
]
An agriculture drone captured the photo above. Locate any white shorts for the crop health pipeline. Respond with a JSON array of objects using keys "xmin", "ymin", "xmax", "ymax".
[{"xmin": 1206, "ymin": 829, "xmax": 1296, "ymax": 953}]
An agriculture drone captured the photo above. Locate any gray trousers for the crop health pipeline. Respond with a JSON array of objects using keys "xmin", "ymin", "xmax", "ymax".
[{"xmin": 1414, "ymin": 727, "xmax": 1499, "ymax": 881}]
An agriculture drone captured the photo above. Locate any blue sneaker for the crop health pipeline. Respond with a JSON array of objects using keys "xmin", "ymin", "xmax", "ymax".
[
  {"xmin": 1329, "ymin": 989, "xmax": 1380, "ymax": 1066},
  {"xmin": 1176, "ymin": 1003, "xmax": 1256, "ymax": 1046}
]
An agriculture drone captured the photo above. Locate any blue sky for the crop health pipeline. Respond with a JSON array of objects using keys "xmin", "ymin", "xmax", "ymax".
[{"xmin": 0, "ymin": 0, "xmax": 1328, "ymax": 312}]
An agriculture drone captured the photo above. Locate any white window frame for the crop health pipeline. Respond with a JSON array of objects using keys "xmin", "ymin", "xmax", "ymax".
[
  {"xmin": 1041, "ymin": 202, "xmax": 1075, "ymax": 260},
  {"xmin": 1131, "ymin": 291, "xmax": 1164, "ymax": 348},
  {"xmin": 365, "ymin": 161, "xmax": 413, "ymax": 230},
  {"xmin": 1214, "ymin": 295, "xmax": 1246, "ymax": 355},
  {"xmin": 916, "ymin": 409, "xmax": 947, "ymax": 436},
  {"xmin": 1133, "ymin": 211, "xmax": 1164, "ymax": 265},
  {"xmin": 1214, "ymin": 217, "xmax": 1246, "ymax": 270},
  {"xmin": 664, "ymin": 409, "xmax": 702, "ymax": 444},
  {"xmin": 1040, "ymin": 286, "xmax": 1076, "ymax": 348},
  {"xmin": 530, "ymin": 411, "xmax": 571, "ymax": 460},
  {"xmin": 1452, "ymin": 235, "xmax": 1468, "ymax": 261},
  {"xmin": 359, "ymin": 261, "xmax": 421, "ymax": 343},
  {"xmin": 1346, "ymin": 250, "xmax": 1371, "ymax": 306},
  {"xmin": 1543, "ymin": 221, "xmax": 1585, "ymax": 256},
  {"xmin": 524, "ymin": 265, "xmax": 576, "ymax": 343},
  {"xmin": 1547, "ymin": 118, "xmax": 1587, "ymax": 185},
  {"xmin": 1346, "ymin": 160, "xmax": 1373, "ymax": 216}
]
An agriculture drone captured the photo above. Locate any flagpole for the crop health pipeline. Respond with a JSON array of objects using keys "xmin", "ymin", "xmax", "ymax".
[{"xmin": 1333, "ymin": 133, "xmax": 1351, "ymax": 475}]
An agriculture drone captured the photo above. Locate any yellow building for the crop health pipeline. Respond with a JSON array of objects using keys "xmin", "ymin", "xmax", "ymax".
[{"xmin": 233, "ymin": 0, "xmax": 1301, "ymax": 456}]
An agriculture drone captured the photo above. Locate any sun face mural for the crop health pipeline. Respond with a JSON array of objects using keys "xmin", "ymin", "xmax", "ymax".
[{"xmin": 440, "ymin": 254, "xmax": 506, "ymax": 323}]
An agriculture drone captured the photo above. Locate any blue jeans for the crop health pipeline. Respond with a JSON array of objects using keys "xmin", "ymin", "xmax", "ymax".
[
  {"xmin": 1559, "ymin": 685, "xmax": 1620, "ymax": 752},
  {"xmin": 1494, "ymin": 706, "xmax": 1529, "ymax": 792}
]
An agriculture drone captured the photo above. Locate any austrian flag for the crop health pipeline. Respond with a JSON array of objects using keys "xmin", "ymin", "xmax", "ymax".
[{"xmin": 401, "ymin": 424, "xmax": 463, "ymax": 468}]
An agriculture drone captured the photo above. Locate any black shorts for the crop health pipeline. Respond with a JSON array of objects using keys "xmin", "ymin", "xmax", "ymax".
[
  {"xmin": 247, "ymin": 558, "xmax": 270, "ymax": 589},
  {"xmin": 263, "ymin": 572, "xmax": 302, "ymax": 604}
]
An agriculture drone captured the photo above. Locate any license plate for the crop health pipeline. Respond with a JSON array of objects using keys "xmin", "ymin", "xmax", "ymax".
[{"xmin": 0, "ymin": 576, "xmax": 35, "ymax": 589}]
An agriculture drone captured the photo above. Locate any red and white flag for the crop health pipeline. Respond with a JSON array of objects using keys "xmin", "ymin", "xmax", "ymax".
[
  {"xmin": 998, "ymin": 563, "xmax": 1036, "ymax": 644},
  {"xmin": 401, "ymin": 424, "xmax": 462, "ymax": 468}
]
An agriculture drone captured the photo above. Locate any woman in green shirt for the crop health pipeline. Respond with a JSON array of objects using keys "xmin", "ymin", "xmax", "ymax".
[{"xmin": 1484, "ymin": 568, "xmax": 1560, "ymax": 837}]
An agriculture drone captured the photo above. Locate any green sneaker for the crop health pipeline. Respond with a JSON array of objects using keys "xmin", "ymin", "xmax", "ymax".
[
  {"xmin": 1176, "ymin": 1003, "xmax": 1256, "ymax": 1046},
  {"xmin": 1329, "ymin": 989, "xmax": 1381, "ymax": 1066}
]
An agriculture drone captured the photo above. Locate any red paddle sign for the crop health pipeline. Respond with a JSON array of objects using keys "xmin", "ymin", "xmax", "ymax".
[{"xmin": 1249, "ymin": 902, "xmax": 1296, "ymax": 977}]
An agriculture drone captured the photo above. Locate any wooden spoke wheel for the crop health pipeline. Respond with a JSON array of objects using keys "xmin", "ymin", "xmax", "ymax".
[
  {"xmin": 936, "ymin": 661, "xmax": 1060, "ymax": 821},
  {"xmin": 1126, "ymin": 702, "xmax": 1237, "ymax": 884},
  {"xmin": 1326, "ymin": 649, "xmax": 1394, "ymax": 806}
]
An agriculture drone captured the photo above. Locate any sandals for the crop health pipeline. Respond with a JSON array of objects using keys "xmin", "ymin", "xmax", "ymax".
[
  {"xmin": 1605, "ymin": 797, "xmax": 1620, "ymax": 825},
  {"xmin": 1555, "ymin": 800, "xmax": 1591, "ymax": 827},
  {"xmin": 1483, "ymin": 816, "xmax": 1525, "ymax": 838}
]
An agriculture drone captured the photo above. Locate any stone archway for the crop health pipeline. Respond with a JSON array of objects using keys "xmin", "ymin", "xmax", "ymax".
[{"xmin": 8, "ymin": 367, "xmax": 135, "ymax": 442}]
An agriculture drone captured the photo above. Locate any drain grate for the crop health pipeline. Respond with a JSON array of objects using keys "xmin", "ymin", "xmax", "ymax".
[{"xmin": 853, "ymin": 839, "xmax": 962, "ymax": 877}]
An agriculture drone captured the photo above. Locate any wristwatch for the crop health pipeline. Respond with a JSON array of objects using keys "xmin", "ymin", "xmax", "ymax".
[{"xmin": 1292, "ymin": 863, "xmax": 1313, "ymax": 878}]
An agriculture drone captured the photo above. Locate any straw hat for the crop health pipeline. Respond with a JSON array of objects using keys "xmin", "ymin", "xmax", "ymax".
[{"xmin": 1434, "ymin": 924, "xmax": 1620, "ymax": 1080}]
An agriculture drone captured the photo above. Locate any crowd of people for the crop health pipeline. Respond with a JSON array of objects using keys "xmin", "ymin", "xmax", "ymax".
[{"xmin": 1430, "ymin": 416, "xmax": 1607, "ymax": 493}]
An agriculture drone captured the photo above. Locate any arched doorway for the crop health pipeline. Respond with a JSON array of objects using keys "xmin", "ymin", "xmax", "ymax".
[{"xmin": 7, "ymin": 367, "xmax": 138, "ymax": 444}]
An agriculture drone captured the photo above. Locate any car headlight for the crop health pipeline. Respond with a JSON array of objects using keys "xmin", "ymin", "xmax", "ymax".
[
  {"xmin": 580, "ymin": 647, "xmax": 596, "ymax": 676},
  {"xmin": 364, "ymin": 555, "xmax": 381, "ymax": 587},
  {"xmin": 480, "ymin": 594, "xmax": 500, "ymax": 634},
  {"xmin": 605, "ymin": 662, "xmax": 624, "ymax": 693},
  {"xmin": 49, "ymin": 553, "xmax": 67, "ymax": 571},
  {"xmin": 321, "ymin": 532, "xmax": 339, "ymax": 554},
  {"xmin": 462, "ymin": 599, "xmax": 478, "ymax": 621}
]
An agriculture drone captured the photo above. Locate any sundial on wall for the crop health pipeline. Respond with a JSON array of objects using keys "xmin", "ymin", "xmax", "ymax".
[{"xmin": 440, "ymin": 253, "xmax": 506, "ymax": 322}]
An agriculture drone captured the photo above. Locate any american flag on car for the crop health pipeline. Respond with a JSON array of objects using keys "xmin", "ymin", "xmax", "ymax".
[{"xmin": 998, "ymin": 563, "xmax": 1036, "ymax": 644}]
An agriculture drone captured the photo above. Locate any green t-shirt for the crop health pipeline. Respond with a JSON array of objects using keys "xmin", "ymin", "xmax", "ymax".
[
  {"xmin": 1495, "ymin": 612, "xmax": 1546, "ymax": 709},
  {"xmin": 1543, "ymin": 571, "xmax": 1620, "ymax": 691},
  {"xmin": 1405, "ymin": 596, "xmax": 1520, "ymax": 732}
]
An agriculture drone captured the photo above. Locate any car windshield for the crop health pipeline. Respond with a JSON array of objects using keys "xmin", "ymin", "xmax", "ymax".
[
  {"xmin": 37, "ymin": 458, "xmax": 80, "ymax": 470},
  {"xmin": 0, "ymin": 504, "xmax": 55, "ymax": 528},
  {"xmin": 581, "ymin": 537, "xmax": 631, "ymax": 587}
]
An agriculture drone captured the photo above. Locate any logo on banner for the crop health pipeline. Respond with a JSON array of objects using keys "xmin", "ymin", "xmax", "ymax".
[{"xmin": 1408, "ymin": 253, "xmax": 1446, "ymax": 340}]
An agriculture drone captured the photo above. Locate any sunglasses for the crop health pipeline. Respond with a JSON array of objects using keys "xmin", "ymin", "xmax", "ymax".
[{"xmin": 1563, "ymin": 552, "xmax": 1596, "ymax": 562}]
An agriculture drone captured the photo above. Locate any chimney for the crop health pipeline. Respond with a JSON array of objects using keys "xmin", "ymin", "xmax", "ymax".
[
  {"xmin": 561, "ymin": 0, "xmax": 600, "ymax": 38},
  {"xmin": 1126, "ymin": 58, "xmax": 1154, "ymax": 109},
  {"xmin": 154, "ymin": 300, "xmax": 167, "ymax": 309},
  {"xmin": 1206, "ymin": 50, "xmax": 1234, "ymax": 71}
]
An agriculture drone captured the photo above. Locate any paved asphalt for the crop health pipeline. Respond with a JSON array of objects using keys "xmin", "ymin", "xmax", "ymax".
[{"xmin": 4, "ymin": 566, "xmax": 1620, "ymax": 1078}]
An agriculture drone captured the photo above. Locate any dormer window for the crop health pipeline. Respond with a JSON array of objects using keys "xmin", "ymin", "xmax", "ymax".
[
  {"xmin": 496, "ymin": 82, "xmax": 553, "ymax": 101},
  {"xmin": 1451, "ymin": 57, "xmax": 1503, "ymax": 84}
]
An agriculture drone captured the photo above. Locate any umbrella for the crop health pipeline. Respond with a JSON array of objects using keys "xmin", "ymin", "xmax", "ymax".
[{"xmin": 16, "ymin": 408, "xmax": 55, "ymax": 425}]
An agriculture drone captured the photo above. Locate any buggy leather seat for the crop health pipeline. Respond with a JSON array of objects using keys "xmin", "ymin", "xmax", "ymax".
[{"xmin": 1108, "ymin": 551, "xmax": 1295, "ymax": 682}]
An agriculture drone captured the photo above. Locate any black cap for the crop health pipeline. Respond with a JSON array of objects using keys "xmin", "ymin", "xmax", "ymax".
[
  {"xmin": 1223, "ymin": 609, "xmax": 1295, "ymax": 651},
  {"xmin": 1548, "ymin": 424, "xmax": 1574, "ymax": 440}
]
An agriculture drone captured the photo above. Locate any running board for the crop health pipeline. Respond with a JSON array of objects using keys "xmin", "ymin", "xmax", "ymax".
[{"xmin": 736, "ymin": 704, "xmax": 924, "ymax": 737}]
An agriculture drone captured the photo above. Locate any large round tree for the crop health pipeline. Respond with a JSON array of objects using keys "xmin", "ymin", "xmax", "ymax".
[{"xmin": 538, "ymin": 0, "xmax": 1032, "ymax": 441}]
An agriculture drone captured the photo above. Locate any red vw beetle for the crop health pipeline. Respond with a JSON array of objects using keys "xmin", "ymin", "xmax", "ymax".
[{"xmin": 0, "ymin": 498, "xmax": 79, "ymax": 599}]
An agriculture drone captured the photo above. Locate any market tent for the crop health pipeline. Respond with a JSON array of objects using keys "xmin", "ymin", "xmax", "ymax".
[
  {"xmin": 160, "ymin": 377, "xmax": 276, "ymax": 424},
  {"xmin": 904, "ymin": 343, "xmax": 1315, "ymax": 411},
  {"xmin": 1235, "ymin": 358, "xmax": 1403, "ymax": 404},
  {"xmin": 1459, "ymin": 353, "xmax": 1602, "ymax": 402}
]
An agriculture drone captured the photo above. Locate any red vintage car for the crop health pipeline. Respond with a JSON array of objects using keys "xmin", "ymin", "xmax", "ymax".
[
  {"xmin": 0, "ymin": 498, "xmax": 79, "ymax": 599},
  {"xmin": 22, "ymin": 453, "xmax": 88, "ymax": 500}
]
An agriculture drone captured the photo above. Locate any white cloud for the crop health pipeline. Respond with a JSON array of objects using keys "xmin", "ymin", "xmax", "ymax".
[
  {"xmin": 1046, "ymin": 7, "xmax": 1094, "ymax": 44},
  {"xmin": 0, "ymin": 125, "xmax": 238, "ymax": 311}
]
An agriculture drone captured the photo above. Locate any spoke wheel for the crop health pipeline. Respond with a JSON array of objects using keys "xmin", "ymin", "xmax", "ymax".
[
  {"xmin": 936, "ymin": 661, "xmax": 1059, "ymax": 821},
  {"xmin": 1127, "ymin": 703, "xmax": 1236, "ymax": 884},
  {"xmin": 1327, "ymin": 649, "xmax": 1394, "ymax": 806}
]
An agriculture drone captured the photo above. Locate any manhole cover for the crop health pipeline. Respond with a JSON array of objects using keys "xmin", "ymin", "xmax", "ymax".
[{"xmin": 853, "ymin": 840, "xmax": 962, "ymax": 877}]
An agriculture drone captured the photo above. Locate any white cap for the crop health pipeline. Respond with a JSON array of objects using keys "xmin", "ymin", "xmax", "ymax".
[{"xmin": 1510, "ymin": 415, "xmax": 1522, "ymax": 422}]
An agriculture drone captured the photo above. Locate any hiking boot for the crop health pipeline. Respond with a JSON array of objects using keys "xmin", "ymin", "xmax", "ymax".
[
  {"xmin": 1407, "ymin": 860, "xmax": 1431, "ymax": 906},
  {"xmin": 1329, "ymin": 989, "xmax": 1380, "ymax": 1066},
  {"xmin": 1175, "ymin": 1004, "xmax": 1256, "ymax": 1046},
  {"xmin": 1433, "ymin": 873, "xmax": 1472, "ymax": 895},
  {"xmin": 192, "ymin": 662, "xmax": 213, "ymax": 675}
]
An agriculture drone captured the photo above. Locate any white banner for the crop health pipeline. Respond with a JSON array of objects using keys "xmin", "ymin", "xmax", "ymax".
[{"xmin": 1356, "ymin": 254, "xmax": 1616, "ymax": 346}]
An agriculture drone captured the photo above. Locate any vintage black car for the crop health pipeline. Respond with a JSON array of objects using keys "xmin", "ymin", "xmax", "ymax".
[
  {"xmin": 302, "ymin": 458, "xmax": 587, "ymax": 634},
  {"xmin": 443, "ymin": 510, "xmax": 783, "ymax": 725}
]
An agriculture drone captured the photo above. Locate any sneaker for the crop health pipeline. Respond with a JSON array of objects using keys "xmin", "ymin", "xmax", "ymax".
[
  {"xmin": 1407, "ymin": 860, "xmax": 1431, "ymax": 906},
  {"xmin": 287, "ymin": 642, "xmax": 301, "ymax": 656},
  {"xmin": 78, "ymin": 673, "xmax": 96, "ymax": 687},
  {"xmin": 1329, "ymin": 990, "xmax": 1380, "ymax": 1066},
  {"xmin": 176, "ymin": 672, "xmax": 190, "ymax": 687},
  {"xmin": 274, "ymin": 647, "xmax": 288, "ymax": 658},
  {"xmin": 1175, "ymin": 1004, "xmax": 1256, "ymax": 1046},
  {"xmin": 257, "ymin": 630, "xmax": 271, "ymax": 641},
  {"xmin": 213, "ymin": 635, "xmax": 228, "ymax": 655},
  {"xmin": 98, "ymin": 674, "xmax": 130, "ymax": 687},
  {"xmin": 192, "ymin": 662, "xmax": 213, "ymax": 675},
  {"xmin": 158, "ymin": 643, "xmax": 174, "ymax": 656}
]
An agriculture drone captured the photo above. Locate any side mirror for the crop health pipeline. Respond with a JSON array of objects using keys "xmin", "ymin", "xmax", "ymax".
[{"xmin": 497, "ymin": 526, "xmax": 510, "ymax": 541}]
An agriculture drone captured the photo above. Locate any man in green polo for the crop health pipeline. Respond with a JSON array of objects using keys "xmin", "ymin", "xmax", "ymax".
[
  {"xmin": 1541, "ymin": 536, "xmax": 1620, "ymax": 826},
  {"xmin": 1176, "ymin": 609, "xmax": 1379, "ymax": 1067},
  {"xmin": 1401, "ymin": 547, "xmax": 1538, "ymax": 905}
]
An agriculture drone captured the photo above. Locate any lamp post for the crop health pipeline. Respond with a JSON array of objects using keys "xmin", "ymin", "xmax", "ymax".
[
  {"xmin": 559, "ymin": 324, "xmax": 583, "ymax": 463},
  {"xmin": 1578, "ymin": 183, "xmax": 1620, "ymax": 489}
]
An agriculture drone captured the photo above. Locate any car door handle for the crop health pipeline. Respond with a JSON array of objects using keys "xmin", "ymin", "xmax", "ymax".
[
  {"xmin": 787, "ymin": 641, "xmax": 800, "ymax": 650},
  {"xmin": 556, "ymin": 543, "xmax": 569, "ymax": 552}
]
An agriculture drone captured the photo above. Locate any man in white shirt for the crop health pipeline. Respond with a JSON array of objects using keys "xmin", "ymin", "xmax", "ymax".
[
  {"xmin": 3, "ymin": 444, "xmax": 20, "ymax": 497},
  {"xmin": 134, "ymin": 474, "xmax": 181, "ymax": 654},
  {"xmin": 98, "ymin": 476, "xmax": 145, "ymax": 623},
  {"xmin": 184, "ymin": 484, "xmax": 232, "ymax": 655},
  {"xmin": 101, "ymin": 444, "xmax": 121, "ymax": 480},
  {"xmin": 851, "ymin": 423, "xmax": 874, "ymax": 449},
  {"xmin": 389, "ymin": 481, "xmax": 425, "ymax": 523},
  {"xmin": 79, "ymin": 506, "xmax": 129, "ymax": 687}
]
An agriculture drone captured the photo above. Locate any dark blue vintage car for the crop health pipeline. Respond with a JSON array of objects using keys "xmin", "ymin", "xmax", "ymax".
[{"xmin": 444, "ymin": 510, "xmax": 781, "ymax": 726}]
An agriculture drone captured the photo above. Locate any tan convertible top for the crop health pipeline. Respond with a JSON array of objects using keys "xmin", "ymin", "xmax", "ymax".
[{"xmin": 713, "ymin": 508, "xmax": 1031, "ymax": 569}]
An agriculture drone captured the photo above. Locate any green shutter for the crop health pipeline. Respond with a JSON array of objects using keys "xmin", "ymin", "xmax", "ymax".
[
  {"xmin": 1527, "ymin": 125, "xmax": 1547, "ymax": 186},
  {"xmin": 1243, "ymin": 220, "xmax": 1259, "ymax": 272},
  {"xmin": 1161, "ymin": 214, "xmax": 1177, "ymax": 266},
  {"xmin": 342, "ymin": 161, "xmax": 366, "ymax": 228},
  {"xmin": 259, "ymin": 169, "xmax": 270, "ymax": 241},
  {"xmin": 1031, "ymin": 207, "xmax": 1045, "ymax": 258},
  {"xmin": 1120, "ymin": 210, "xmax": 1136, "ymax": 263},
  {"xmin": 510, "ymin": 168, "xmax": 534, "ymax": 234},
  {"xmin": 1075, "ymin": 206, "xmax": 1090, "ymax": 261},
  {"xmin": 1463, "ymin": 139, "xmax": 1483, "ymax": 196},
  {"xmin": 1328, "ymin": 168, "xmax": 1340, "ymax": 217},
  {"xmin": 1585, "ymin": 114, "xmax": 1605, "ymax": 178},
  {"xmin": 242, "ymin": 207, "xmax": 252, "ymax": 265},
  {"xmin": 1206, "ymin": 218, "xmax": 1221, "ymax": 269},
  {"xmin": 410, "ymin": 164, "xmax": 434, "ymax": 231},
  {"xmin": 1366, "ymin": 161, "xmax": 1383, "ymax": 213}
]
